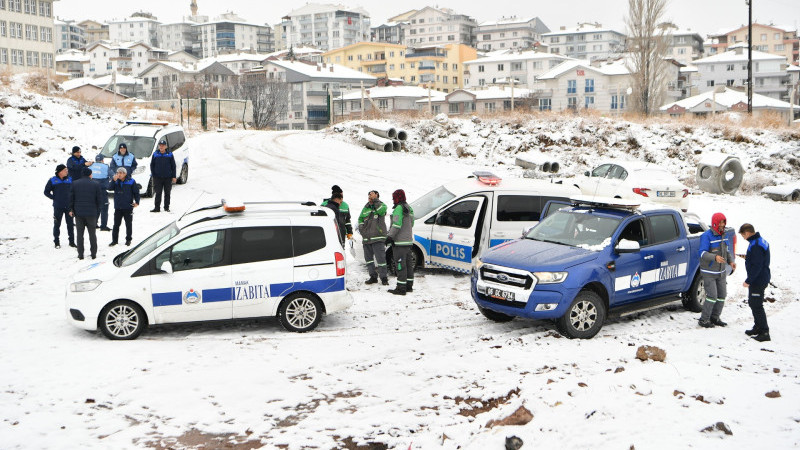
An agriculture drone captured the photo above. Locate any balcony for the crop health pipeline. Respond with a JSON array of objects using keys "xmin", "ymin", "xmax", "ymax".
[
  {"xmin": 307, "ymin": 104, "xmax": 329, "ymax": 124},
  {"xmin": 407, "ymin": 49, "xmax": 447, "ymax": 58}
]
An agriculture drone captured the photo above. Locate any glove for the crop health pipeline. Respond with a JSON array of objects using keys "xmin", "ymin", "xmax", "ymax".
[
  {"xmin": 385, "ymin": 236, "xmax": 394, "ymax": 246},
  {"xmin": 346, "ymin": 233, "xmax": 353, "ymax": 240}
]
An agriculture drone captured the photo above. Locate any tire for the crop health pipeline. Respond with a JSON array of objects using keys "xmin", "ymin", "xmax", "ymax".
[
  {"xmin": 556, "ymin": 290, "xmax": 606, "ymax": 339},
  {"xmin": 177, "ymin": 164, "xmax": 188, "ymax": 185},
  {"xmin": 681, "ymin": 273, "xmax": 705, "ymax": 313},
  {"xmin": 144, "ymin": 178, "xmax": 153, "ymax": 197},
  {"xmin": 478, "ymin": 306, "xmax": 514, "ymax": 323},
  {"xmin": 278, "ymin": 293, "xmax": 323, "ymax": 332},
  {"xmin": 99, "ymin": 301, "xmax": 147, "ymax": 340}
]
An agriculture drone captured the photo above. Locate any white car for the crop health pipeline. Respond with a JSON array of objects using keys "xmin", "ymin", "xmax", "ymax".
[
  {"xmin": 573, "ymin": 161, "xmax": 690, "ymax": 211},
  {"xmin": 65, "ymin": 201, "xmax": 353, "ymax": 340},
  {"xmin": 98, "ymin": 121, "xmax": 190, "ymax": 196}
]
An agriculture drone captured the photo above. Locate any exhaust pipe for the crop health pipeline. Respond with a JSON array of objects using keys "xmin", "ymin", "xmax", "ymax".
[
  {"xmin": 362, "ymin": 123, "xmax": 397, "ymax": 139},
  {"xmin": 396, "ymin": 129, "xmax": 408, "ymax": 141},
  {"xmin": 362, "ymin": 132, "xmax": 393, "ymax": 152}
]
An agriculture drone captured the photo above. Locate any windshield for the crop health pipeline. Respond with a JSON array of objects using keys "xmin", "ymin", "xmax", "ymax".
[
  {"xmin": 526, "ymin": 210, "xmax": 621, "ymax": 250},
  {"xmin": 101, "ymin": 135, "xmax": 155, "ymax": 159},
  {"xmin": 119, "ymin": 222, "xmax": 180, "ymax": 267},
  {"xmin": 410, "ymin": 185, "xmax": 456, "ymax": 219}
]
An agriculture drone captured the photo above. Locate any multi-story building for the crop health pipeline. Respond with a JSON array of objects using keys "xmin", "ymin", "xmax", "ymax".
[
  {"xmin": 0, "ymin": 0, "xmax": 57, "ymax": 73},
  {"xmin": 692, "ymin": 43, "xmax": 793, "ymax": 102},
  {"xmin": 475, "ymin": 16, "xmax": 550, "ymax": 52},
  {"xmin": 244, "ymin": 59, "xmax": 376, "ymax": 130},
  {"xmin": 192, "ymin": 13, "xmax": 271, "ymax": 59},
  {"xmin": 533, "ymin": 59, "xmax": 632, "ymax": 113},
  {"xmin": 54, "ymin": 18, "xmax": 85, "ymax": 52},
  {"xmin": 206, "ymin": 51, "xmax": 266, "ymax": 74},
  {"xmin": 78, "ymin": 19, "xmax": 108, "ymax": 45},
  {"xmin": 415, "ymin": 86, "xmax": 534, "ymax": 115},
  {"xmin": 543, "ymin": 23, "xmax": 626, "ymax": 61},
  {"xmin": 323, "ymin": 41, "xmax": 477, "ymax": 92},
  {"xmin": 279, "ymin": 3, "xmax": 370, "ymax": 52},
  {"xmin": 84, "ymin": 40, "xmax": 168, "ymax": 77},
  {"xmin": 403, "ymin": 7, "xmax": 477, "ymax": 48},
  {"xmin": 371, "ymin": 9, "xmax": 416, "ymax": 45},
  {"xmin": 55, "ymin": 48, "xmax": 86, "ymax": 77},
  {"xmin": 707, "ymin": 23, "xmax": 798, "ymax": 65},
  {"xmin": 108, "ymin": 12, "xmax": 160, "ymax": 47},
  {"xmin": 137, "ymin": 60, "xmax": 235, "ymax": 99},
  {"xmin": 463, "ymin": 50, "xmax": 572, "ymax": 89},
  {"xmin": 659, "ymin": 24, "xmax": 703, "ymax": 65},
  {"xmin": 333, "ymin": 85, "xmax": 430, "ymax": 118},
  {"xmin": 158, "ymin": 16, "xmax": 207, "ymax": 55}
]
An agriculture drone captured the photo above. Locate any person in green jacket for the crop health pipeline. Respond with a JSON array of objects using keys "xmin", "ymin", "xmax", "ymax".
[
  {"xmin": 358, "ymin": 190, "xmax": 388, "ymax": 285},
  {"xmin": 322, "ymin": 185, "xmax": 353, "ymax": 241},
  {"xmin": 387, "ymin": 189, "xmax": 415, "ymax": 296}
]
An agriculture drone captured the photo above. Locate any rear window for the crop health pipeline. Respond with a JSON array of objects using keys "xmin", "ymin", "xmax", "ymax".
[
  {"xmin": 649, "ymin": 214, "xmax": 680, "ymax": 244},
  {"xmin": 292, "ymin": 226, "xmax": 326, "ymax": 256},
  {"xmin": 231, "ymin": 227, "xmax": 293, "ymax": 264},
  {"xmin": 166, "ymin": 131, "xmax": 186, "ymax": 151},
  {"xmin": 497, "ymin": 195, "xmax": 541, "ymax": 222}
]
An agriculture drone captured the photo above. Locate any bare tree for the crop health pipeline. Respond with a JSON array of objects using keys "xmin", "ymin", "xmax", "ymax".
[
  {"xmin": 231, "ymin": 74, "xmax": 289, "ymax": 129},
  {"xmin": 625, "ymin": 0, "xmax": 671, "ymax": 115}
]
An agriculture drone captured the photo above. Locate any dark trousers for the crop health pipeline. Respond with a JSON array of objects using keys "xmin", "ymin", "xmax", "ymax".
[
  {"xmin": 364, "ymin": 241, "xmax": 388, "ymax": 279},
  {"xmin": 153, "ymin": 177, "xmax": 172, "ymax": 209},
  {"xmin": 53, "ymin": 207, "xmax": 74, "ymax": 244},
  {"xmin": 748, "ymin": 285, "xmax": 769, "ymax": 332},
  {"xmin": 112, "ymin": 209, "xmax": 133, "ymax": 243},
  {"xmin": 75, "ymin": 215, "xmax": 97, "ymax": 258},
  {"xmin": 393, "ymin": 245, "xmax": 415, "ymax": 289},
  {"xmin": 97, "ymin": 198, "xmax": 109, "ymax": 228}
]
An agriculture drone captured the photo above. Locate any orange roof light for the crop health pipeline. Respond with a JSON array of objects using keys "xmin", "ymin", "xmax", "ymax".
[
  {"xmin": 473, "ymin": 171, "xmax": 502, "ymax": 186},
  {"xmin": 222, "ymin": 199, "xmax": 245, "ymax": 213}
]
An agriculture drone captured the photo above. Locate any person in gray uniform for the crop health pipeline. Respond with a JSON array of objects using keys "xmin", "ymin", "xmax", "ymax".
[
  {"xmin": 697, "ymin": 212, "xmax": 736, "ymax": 328},
  {"xmin": 387, "ymin": 189, "xmax": 415, "ymax": 296},
  {"xmin": 358, "ymin": 190, "xmax": 389, "ymax": 286}
]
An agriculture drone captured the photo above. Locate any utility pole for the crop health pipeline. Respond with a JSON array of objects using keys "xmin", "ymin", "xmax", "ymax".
[{"xmin": 746, "ymin": 0, "xmax": 753, "ymax": 114}]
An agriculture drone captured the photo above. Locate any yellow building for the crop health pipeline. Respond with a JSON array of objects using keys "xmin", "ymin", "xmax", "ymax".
[{"xmin": 323, "ymin": 41, "xmax": 477, "ymax": 93}]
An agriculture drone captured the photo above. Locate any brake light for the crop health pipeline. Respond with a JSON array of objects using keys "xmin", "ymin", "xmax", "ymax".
[
  {"xmin": 682, "ymin": 189, "xmax": 690, "ymax": 198},
  {"xmin": 632, "ymin": 188, "xmax": 650, "ymax": 197},
  {"xmin": 335, "ymin": 252, "xmax": 346, "ymax": 276}
]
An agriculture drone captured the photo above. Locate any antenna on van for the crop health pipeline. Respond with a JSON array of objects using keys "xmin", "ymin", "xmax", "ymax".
[{"xmin": 179, "ymin": 191, "xmax": 209, "ymax": 221}]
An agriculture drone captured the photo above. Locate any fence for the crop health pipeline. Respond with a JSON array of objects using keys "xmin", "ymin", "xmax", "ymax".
[{"xmin": 133, "ymin": 98, "xmax": 253, "ymax": 130}]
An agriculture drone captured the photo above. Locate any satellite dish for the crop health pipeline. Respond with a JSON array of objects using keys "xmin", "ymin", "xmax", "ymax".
[{"xmin": 626, "ymin": 87, "xmax": 633, "ymax": 95}]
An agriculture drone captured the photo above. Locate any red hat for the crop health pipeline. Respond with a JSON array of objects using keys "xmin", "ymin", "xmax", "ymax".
[
  {"xmin": 392, "ymin": 189, "xmax": 406, "ymax": 206},
  {"xmin": 711, "ymin": 212, "xmax": 726, "ymax": 235}
]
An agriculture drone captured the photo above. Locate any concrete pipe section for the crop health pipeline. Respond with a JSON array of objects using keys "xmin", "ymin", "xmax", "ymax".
[
  {"xmin": 391, "ymin": 140, "xmax": 401, "ymax": 151},
  {"xmin": 695, "ymin": 152, "xmax": 744, "ymax": 195},
  {"xmin": 396, "ymin": 129, "xmax": 408, "ymax": 141},
  {"xmin": 362, "ymin": 123, "xmax": 397, "ymax": 140},
  {"xmin": 515, "ymin": 155, "xmax": 560, "ymax": 173},
  {"xmin": 761, "ymin": 184, "xmax": 800, "ymax": 202},
  {"xmin": 362, "ymin": 132, "xmax": 393, "ymax": 152}
]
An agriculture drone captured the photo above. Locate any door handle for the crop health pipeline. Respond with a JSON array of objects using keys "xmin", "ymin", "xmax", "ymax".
[
  {"xmin": 643, "ymin": 255, "xmax": 654, "ymax": 260},
  {"xmin": 676, "ymin": 246, "xmax": 686, "ymax": 252}
]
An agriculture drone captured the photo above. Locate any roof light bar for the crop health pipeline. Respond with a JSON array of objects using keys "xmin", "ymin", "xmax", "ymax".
[
  {"xmin": 473, "ymin": 171, "xmax": 502, "ymax": 186},
  {"xmin": 125, "ymin": 121, "xmax": 169, "ymax": 126}
]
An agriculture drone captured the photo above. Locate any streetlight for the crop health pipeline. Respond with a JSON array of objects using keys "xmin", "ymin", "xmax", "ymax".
[{"xmin": 746, "ymin": 0, "xmax": 753, "ymax": 114}]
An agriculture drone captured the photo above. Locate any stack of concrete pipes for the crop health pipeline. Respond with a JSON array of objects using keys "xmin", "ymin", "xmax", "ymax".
[{"xmin": 361, "ymin": 123, "xmax": 408, "ymax": 152}]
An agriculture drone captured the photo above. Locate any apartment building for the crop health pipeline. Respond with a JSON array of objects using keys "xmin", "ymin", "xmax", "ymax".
[
  {"xmin": 137, "ymin": 60, "xmax": 235, "ymax": 99},
  {"xmin": 692, "ymin": 43, "xmax": 793, "ymax": 101},
  {"xmin": 192, "ymin": 13, "xmax": 272, "ymax": 59},
  {"xmin": 278, "ymin": 3, "xmax": 370, "ymax": 52},
  {"xmin": 533, "ymin": 59, "xmax": 632, "ymax": 113},
  {"xmin": 667, "ymin": 29, "xmax": 703, "ymax": 65},
  {"xmin": 371, "ymin": 9, "xmax": 416, "ymax": 45},
  {"xmin": 415, "ymin": 86, "xmax": 534, "ymax": 115},
  {"xmin": 78, "ymin": 19, "xmax": 108, "ymax": 45},
  {"xmin": 54, "ymin": 48, "xmax": 86, "ymax": 77},
  {"xmin": 108, "ymin": 12, "xmax": 160, "ymax": 47},
  {"xmin": 0, "ymin": 0, "xmax": 57, "ymax": 73},
  {"xmin": 54, "ymin": 17, "xmax": 85, "ymax": 52},
  {"xmin": 404, "ymin": 7, "xmax": 477, "ymax": 48},
  {"xmin": 463, "ymin": 50, "xmax": 572, "ymax": 89},
  {"xmin": 323, "ymin": 41, "xmax": 477, "ymax": 92},
  {"xmin": 661, "ymin": 87, "xmax": 799, "ymax": 121},
  {"xmin": 543, "ymin": 23, "xmax": 626, "ymax": 61},
  {"xmin": 158, "ymin": 16, "xmax": 207, "ymax": 55},
  {"xmin": 707, "ymin": 23, "xmax": 798, "ymax": 65},
  {"xmin": 333, "ymin": 85, "xmax": 430, "ymax": 118},
  {"xmin": 84, "ymin": 40, "xmax": 168, "ymax": 77},
  {"xmin": 475, "ymin": 16, "xmax": 550, "ymax": 52}
]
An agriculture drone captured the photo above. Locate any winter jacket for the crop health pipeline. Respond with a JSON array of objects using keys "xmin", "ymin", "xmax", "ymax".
[
  {"xmin": 66, "ymin": 155, "xmax": 87, "ymax": 180},
  {"xmin": 387, "ymin": 202, "xmax": 415, "ymax": 246},
  {"xmin": 110, "ymin": 152, "xmax": 137, "ymax": 179},
  {"xmin": 112, "ymin": 178, "xmax": 141, "ymax": 210},
  {"xmin": 357, "ymin": 199, "xmax": 387, "ymax": 243},
  {"xmin": 44, "ymin": 175, "xmax": 72, "ymax": 209},
  {"xmin": 698, "ymin": 228, "xmax": 734, "ymax": 277},
  {"xmin": 744, "ymin": 232, "xmax": 771, "ymax": 287},
  {"xmin": 150, "ymin": 150, "xmax": 176, "ymax": 178},
  {"xmin": 70, "ymin": 177, "xmax": 105, "ymax": 217},
  {"xmin": 322, "ymin": 199, "xmax": 352, "ymax": 235},
  {"xmin": 323, "ymin": 201, "xmax": 346, "ymax": 244},
  {"xmin": 90, "ymin": 162, "xmax": 112, "ymax": 190}
]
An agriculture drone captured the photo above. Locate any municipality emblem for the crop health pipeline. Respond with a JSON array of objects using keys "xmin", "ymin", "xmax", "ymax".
[
  {"xmin": 184, "ymin": 289, "xmax": 201, "ymax": 304},
  {"xmin": 631, "ymin": 272, "xmax": 641, "ymax": 288}
]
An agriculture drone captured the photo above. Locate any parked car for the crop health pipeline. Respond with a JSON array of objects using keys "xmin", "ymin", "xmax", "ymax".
[{"xmin": 572, "ymin": 160, "xmax": 690, "ymax": 211}]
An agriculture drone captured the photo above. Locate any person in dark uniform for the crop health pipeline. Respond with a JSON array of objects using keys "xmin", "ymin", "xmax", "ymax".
[
  {"xmin": 739, "ymin": 223, "xmax": 771, "ymax": 342},
  {"xmin": 150, "ymin": 139, "xmax": 176, "ymax": 212},
  {"xmin": 69, "ymin": 167, "xmax": 105, "ymax": 260},
  {"xmin": 109, "ymin": 168, "xmax": 140, "ymax": 247},
  {"xmin": 322, "ymin": 185, "xmax": 353, "ymax": 241},
  {"xmin": 323, "ymin": 192, "xmax": 347, "ymax": 246},
  {"xmin": 44, "ymin": 164, "xmax": 75, "ymax": 249},
  {"xmin": 386, "ymin": 189, "xmax": 415, "ymax": 296},
  {"xmin": 66, "ymin": 146, "xmax": 92, "ymax": 180}
]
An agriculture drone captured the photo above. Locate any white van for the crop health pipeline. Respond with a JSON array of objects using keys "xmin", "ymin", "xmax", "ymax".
[
  {"xmin": 409, "ymin": 172, "xmax": 580, "ymax": 273},
  {"xmin": 99, "ymin": 121, "xmax": 190, "ymax": 196},
  {"xmin": 65, "ymin": 201, "xmax": 353, "ymax": 340}
]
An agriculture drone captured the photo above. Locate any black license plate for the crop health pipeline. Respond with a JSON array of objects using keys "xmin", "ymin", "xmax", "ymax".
[{"xmin": 486, "ymin": 287, "xmax": 515, "ymax": 301}]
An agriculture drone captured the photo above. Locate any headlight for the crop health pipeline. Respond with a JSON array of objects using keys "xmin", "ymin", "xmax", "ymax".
[
  {"xmin": 70, "ymin": 279, "xmax": 102, "ymax": 292},
  {"xmin": 133, "ymin": 166, "xmax": 145, "ymax": 174},
  {"xmin": 533, "ymin": 272, "xmax": 568, "ymax": 284},
  {"xmin": 474, "ymin": 259, "xmax": 484, "ymax": 271}
]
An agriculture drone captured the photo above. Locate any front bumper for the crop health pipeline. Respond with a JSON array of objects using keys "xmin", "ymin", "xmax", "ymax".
[
  {"xmin": 64, "ymin": 290, "xmax": 102, "ymax": 331},
  {"xmin": 471, "ymin": 267, "xmax": 578, "ymax": 320}
]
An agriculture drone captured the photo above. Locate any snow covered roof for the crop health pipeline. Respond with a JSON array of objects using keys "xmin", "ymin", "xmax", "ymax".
[
  {"xmin": 660, "ymin": 87, "xmax": 798, "ymax": 111},
  {"xmin": 205, "ymin": 53, "xmax": 268, "ymax": 64},
  {"xmin": 265, "ymin": 60, "xmax": 375, "ymax": 81},
  {"xmin": 55, "ymin": 51, "xmax": 89, "ymax": 63},
  {"xmin": 336, "ymin": 85, "xmax": 431, "ymax": 101},
  {"xmin": 536, "ymin": 59, "xmax": 630, "ymax": 80},
  {"xmin": 478, "ymin": 16, "xmax": 539, "ymax": 27},
  {"xmin": 464, "ymin": 50, "xmax": 572, "ymax": 65},
  {"xmin": 284, "ymin": 3, "xmax": 369, "ymax": 18},
  {"xmin": 61, "ymin": 74, "xmax": 141, "ymax": 91},
  {"xmin": 679, "ymin": 64, "xmax": 698, "ymax": 73},
  {"xmin": 138, "ymin": 60, "xmax": 234, "ymax": 77},
  {"xmin": 264, "ymin": 46, "xmax": 324, "ymax": 59},
  {"xmin": 414, "ymin": 86, "xmax": 533, "ymax": 103},
  {"xmin": 693, "ymin": 47, "xmax": 785, "ymax": 64}
]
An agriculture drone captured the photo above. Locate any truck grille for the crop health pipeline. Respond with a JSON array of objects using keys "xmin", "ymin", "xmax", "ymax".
[{"xmin": 480, "ymin": 266, "xmax": 533, "ymax": 289}]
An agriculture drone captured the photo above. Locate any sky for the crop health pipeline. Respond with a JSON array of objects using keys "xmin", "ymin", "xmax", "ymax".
[{"xmin": 56, "ymin": 0, "xmax": 799, "ymax": 36}]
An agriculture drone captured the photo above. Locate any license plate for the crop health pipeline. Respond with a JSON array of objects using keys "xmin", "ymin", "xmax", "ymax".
[
  {"xmin": 486, "ymin": 287, "xmax": 515, "ymax": 301},
  {"xmin": 656, "ymin": 191, "xmax": 675, "ymax": 197}
]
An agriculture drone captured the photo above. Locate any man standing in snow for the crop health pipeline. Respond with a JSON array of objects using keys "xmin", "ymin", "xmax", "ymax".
[
  {"xmin": 387, "ymin": 189, "xmax": 415, "ymax": 296},
  {"xmin": 322, "ymin": 185, "xmax": 353, "ymax": 241},
  {"xmin": 44, "ymin": 164, "xmax": 75, "ymax": 249},
  {"xmin": 69, "ymin": 167, "xmax": 105, "ymax": 260},
  {"xmin": 739, "ymin": 223, "xmax": 771, "ymax": 342},
  {"xmin": 697, "ymin": 212, "xmax": 736, "ymax": 328},
  {"xmin": 91, "ymin": 154, "xmax": 112, "ymax": 231},
  {"xmin": 109, "ymin": 168, "xmax": 140, "ymax": 247},
  {"xmin": 109, "ymin": 143, "xmax": 137, "ymax": 181},
  {"xmin": 150, "ymin": 140, "xmax": 176, "ymax": 212},
  {"xmin": 66, "ymin": 146, "xmax": 92, "ymax": 180},
  {"xmin": 323, "ymin": 192, "xmax": 347, "ymax": 246},
  {"xmin": 358, "ymin": 190, "xmax": 389, "ymax": 285}
]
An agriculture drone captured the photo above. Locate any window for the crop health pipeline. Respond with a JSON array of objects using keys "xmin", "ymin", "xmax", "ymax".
[
  {"xmin": 585, "ymin": 79, "xmax": 594, "ymax": 93},
  {"xmin": 485, "ymin": 102, "xmax": 496, "ymax": 113},
  {"xmin": 649, "ymin": 214, "xmax": 679, "ymax": 244},
  {"xmin": 497, "ymin": 195, "xmax": 545, "ymax": 221},
  {"xmin": 477, "ymin": 65, "xmax": 484, "ymax": 72},
  {"xmin": 567, "ymin": 79, "xmax": 576, "ymax": 94},
  {"xmin": 231, "ymin": 227, "xmax": 293, "ymax": 264},
  {"xmin": 726, "ymin": 79, "xmax": 734, "ymax": 87},
  {"xmin": 448, "ymin": 103, "xmax": 459, "ymax": 114},
  {"xmin": 292, "ymin": 226, "xmax": 326, "ymax": 256},
  {"xmin": 584, "ymin": 96, "xmax": 594, "ymax": 108},
  {"xmin": 511, "ymin": 62, "xmax": 522, "ymax": 71},
  {"xmin": 567, "ymin": 97, "xmax": 577, "ymax": 109},
  {"xmin": 760, "ymin": 33, "xmax": 767, "ymax": 41},
  {"xmin": 38, "ymin": 0, "xmax": 49, "ymax": 17},
  {"xmin": 538, "ymin": 98, "xmax": 551, "ymax": 111},
  {"xmin": 497, "ymin": 64, "xmax": 504, "ymax": 71},
  {"xmin": 0, "ymin": 49, "xmax": 6, "ymax": 65},
  {"xmin": 436, "ymin": 200, "xmax": 478, "ymax": 228},
  {"xmin": 453, "ymin": 76, "xmax": 458, "ymax": 84},
  {"xmin": 726, "ymin": 64, "xmax": 734, "ymax": 71},
  {"xmin": 774, "ymin": 32, "xmax": 781, "ymax": 40},
  {"xmin": 378, "ymin": 99, "xmax": 388, "ymax": 110},
  {"xmin": 483, "ymin": 34, "xmax": 491, "ymax": 40},
  {"xmin": 156, "ymin": 230, "xmax": 226, "ymax": 273},
  {"xmin": 0, "ymin": 21, "xmax": 5, "ymax": 37},
  {"xmin": 618, "ymin": 219, "xmax": 647, "ymax": 246},
  {"xmin": 706, "ymin": 80, "xmax": 715, "ymax": 87},
  {"xmin": 0, "ymin": 0, "xmax": 4, "ymax": 9},
  {"xmin": 443, "ymin": 62, "xmax": 448, "ymax": 70},
  {"xmin": 23, "ymin": 0, "xmax": 31, "ymax": 13},
  {"xmin": 167, "ymin": 132, "xmax": 185, "ymax": 151},
  {"xmin": 775, "ymin": 44, "xmax": 785, "ymax": 51}
]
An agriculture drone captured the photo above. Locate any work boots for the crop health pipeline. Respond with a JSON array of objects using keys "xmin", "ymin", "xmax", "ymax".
[
  {"xmin": 388, "ymin": 286, "xmax": 406, "ymax": 296},
  {"xmin": 365, "ymin": 276, "xmax": 378, "ymax": 285}
]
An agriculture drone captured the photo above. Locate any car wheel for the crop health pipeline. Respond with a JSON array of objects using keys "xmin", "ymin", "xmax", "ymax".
[
  {"xmin": 556, "ymin": 290, "xmax": 606, "ymax": 339},
  {"xmin": 99, "ymin": 301, "xmax": 147, "ymax": 340},
  {"xmin": 478, "ymin": 306, "xmax": 514, "ymax": 323},
  {"xmin": 278, "ymin": 293, "xmax": 323, "ymax": 332},
  {"xmin": 144, "ymin": 178, "xmax": 153, "ymax": 197},
  {"xmin": 681, "ymin": 273, "xmax": 705, "ymax": 313},
  {"xmin": 177, "ymin": 164, "xmax": 188, "ymax": 185}
]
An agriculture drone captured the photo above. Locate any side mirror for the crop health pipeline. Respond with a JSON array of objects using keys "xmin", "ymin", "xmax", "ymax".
[
  {"xmin": 584, "ymin": 171, "xmax": 590, "ymax": 177},
  {"xmin": 160, "ymin": 261, "xmax": 173, "ymax": 274},
  {"xmin": 615, "ymin": 240, "xmax": 640, "ymax": 254},
  {"xmin": 521, "ymin": 225, "xmax": 534, "ymax": 237}
]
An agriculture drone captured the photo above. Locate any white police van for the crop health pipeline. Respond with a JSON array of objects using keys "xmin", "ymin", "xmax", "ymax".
[
  {"xmin": 409, "ymin": 172, "xmax": 580, "ymax": 273},
  {"xmin": 99, "ymin": 121, "xmax": 190, "ymax": 196},
  {"xmin": 65, "ymin": 201, "xmax": 353, "ymax": 340}
]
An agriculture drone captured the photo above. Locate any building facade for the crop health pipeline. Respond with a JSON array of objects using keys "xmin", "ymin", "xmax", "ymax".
[
  {"xmin": 84, "ymin": 40, "xmax": 168, "ymax": 77},
  {"xmin": 668, "ymin": 29, "xmax": 703, "ymax": 65},
  {"xmin": 533, "ymin": 59, "xmax": 632, "ymax": 113},
  {"xmin": 54, "ymin": 18, "xmax": 85, "ymax": 52},
  {"xmin": 0, "ymin": 0, "xmax": 57, "ymax": 73},
  {"xmin": 279, "ymin": 3, "xmax": 370, "ymax": 52},
  {"xmin": 415, "ymin": 86, "xmax": 534, "ymax": 115},
  {"xmin": 158, "ymin": 18, "xmax": 204, "ymax": 55},
  {"xmin": 108, "ymin": 13, "xmax": 160, "ymax": 47},
  {"xmin": 692, "ymin": 44, "xmax": 792, "ymax": 101},
  {"xmin": 333, "ymin": 85, "xmax": 429, "ymax": 118},
  {"xmin": 475, "ymin": 16, "xmax": 550, "ymax": 52},
  {"xmin": 463, "ymin": 50, "xmax": 572, "ymax": 89},
  {"xmin": 708, "ymin": 23, "xmax": 798, "ymax": 65},
  {"xmin": 55, "ymin": 48, "xmax": 86, "ymax": 77},
  {"xmin": 78, "ymin": 19, "xmax": 108, "ymax": 45},
  {"xmin": 192, "ymin": 13, "xmax": 271, "ymax": 59},
  {"xmin": 371, "ymin": 23, "xmax": 404, "ymax": 45},
  {"xmin": 403, "ymin": 7, "xmax": 477, "ymax": 48},
  {"xmin": 543, "ymin": 23, "xmax": 626, "ymax": 61},
  {"xmin": 137, "ymin": 60, "xmax": 235, "ymax": 99}
]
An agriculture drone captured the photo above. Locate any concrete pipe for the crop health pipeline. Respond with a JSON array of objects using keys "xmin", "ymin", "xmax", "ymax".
[
  {"xmin": 695, "ymin": 152, "xmax": 744, "ymax": 195},
  {"xmin": 541, "ymin": 162, "xmax": 551, "ymax": 173},
  {"xmin": 391, "ymin": 139, "xmax": 401, "ymax": 151},
  {"xmin": 396, "ymin": 129, "xmax": 408, "ymax": 141},
  {"xmin": 362, "ymin": 123, "xmax": 397, "ymax": 139},
  {"xmin": 362, "ymin": 132, "xmax": 393, "ymax": 152},
  {"xmin": 761, "ymin": 184, "xmax": 800, "ymax": 202},
  {"xmin": 550, "ymin": 162, "xmax": 560, "ymax": 173}
]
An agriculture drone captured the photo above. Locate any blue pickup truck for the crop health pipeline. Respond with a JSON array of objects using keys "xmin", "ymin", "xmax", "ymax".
[{"xmin": 471, "ymin": 198, "xmax": 735, "ymax": 338}]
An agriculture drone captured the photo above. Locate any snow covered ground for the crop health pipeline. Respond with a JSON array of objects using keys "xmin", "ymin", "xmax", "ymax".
[{"xmin": 1, "ymin": 88, "xmax": 800, "ymax": 449}]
